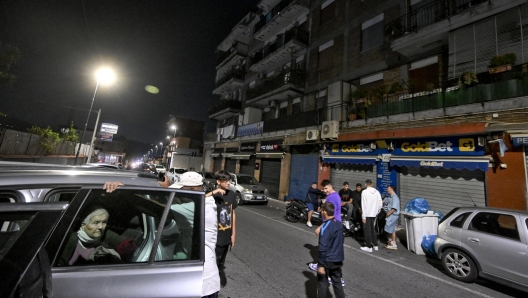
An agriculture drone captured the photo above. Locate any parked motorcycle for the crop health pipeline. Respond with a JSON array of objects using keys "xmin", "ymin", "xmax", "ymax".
[{"xmin": 285, "ymin": 197, "xmax": 362, "ymax": 238}]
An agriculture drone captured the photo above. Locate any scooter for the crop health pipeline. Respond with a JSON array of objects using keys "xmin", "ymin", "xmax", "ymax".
[{"xmin": 285, "ymin": 197, "xmax": 362, "ymax": 237}]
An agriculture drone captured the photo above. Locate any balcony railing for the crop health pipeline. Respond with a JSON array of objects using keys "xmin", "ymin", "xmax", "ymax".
[
  {"xmin": 216, "ymin": 42, "xmax": 249, "ymax": 67},
  {"xmin": 208, "ymin": 99, "xmax": 242, "ymax": 116},
  {"xmin": 254, "ymin": 0, "xmax": 308, "ymax": 33},
  {"xmin": 247, "ymin": 70, "xmax": 305, "ymax": 100},
  {"xmin": 215, "ymin": 69, "xmax": 245, "ymax": 89},
  {"xmin": 386, "ymin": 0, "xmax": 488, "ymax": 41},
  {"xmin": 262, "ymin": 104, "xmax": 349, "ymax": 133},
  {"xmin": 251, "ymin": 27, "xmax": 308, "ymax": 65},
  {"xmin": 366, "ymin": 77, "xmax": 528, "ymax": 118}
]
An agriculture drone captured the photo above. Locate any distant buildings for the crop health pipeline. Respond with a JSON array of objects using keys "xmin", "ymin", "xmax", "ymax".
[{"xmin": 205, "ymin": 0, "xmax": 528, "ymax": 213}]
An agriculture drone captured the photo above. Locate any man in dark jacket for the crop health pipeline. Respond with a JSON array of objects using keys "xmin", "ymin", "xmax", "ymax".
[
  {"xmin": 316, "ymin": 203, "xmax": 345, "ymax": 298},
  {"xmin": 305, "ymin": 182, "xmax": 323, "ymax": 228}
]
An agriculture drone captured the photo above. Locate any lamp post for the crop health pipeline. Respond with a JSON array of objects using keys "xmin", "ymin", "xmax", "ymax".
[
  {"xmin": 74, "ymin": 67, "xmax": 115, "ymax": 165},
  {"xmin": 171, "ymin": 125, "xmax": 177, "ymax": 138},
  {"xmin": 155, "ymin": 145, "xmax": 158, "ymax": 157}
]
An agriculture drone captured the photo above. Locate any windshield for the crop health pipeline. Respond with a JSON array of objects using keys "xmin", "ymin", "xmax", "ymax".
[{"xmin": 236, "ymin": 176, "xmax": 259, "ymax": 185}]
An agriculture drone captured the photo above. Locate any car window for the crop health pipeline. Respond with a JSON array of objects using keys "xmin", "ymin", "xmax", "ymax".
[
  {"xmin": 0, "ymin": 212, "xmax": 33, "ymax": 260},
  {"xmin": 54, "ymin": 188, "xmax": 202, "ymax": 267},
  {"xmin": 46, "ymin": 189, "xmax": 80, "ymax": 202},
  {"xmin": 449, "ymin": 212, "xmax": 472, "ymax": 228},
  {"xmin": 470, "ymin": 212, "xmax": 520, "ymax": 241}
]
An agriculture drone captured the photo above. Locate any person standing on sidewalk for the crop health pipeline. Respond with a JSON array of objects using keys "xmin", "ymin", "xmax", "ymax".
[
  {"xmin": 305, "ymin": 182, "xmax": 323, "ymax": 228},
  {"xmin": 360, "ymin": 179, "xmax": 382, "ymax": 253},
  {"xmin": 338, "ymin": 182, "xmax": 354, "ymax": 230},
  {"xmin": 316, "ymin": 203, "xmax": 345, "ymax": 298},
  {"xmin": 205, "ymin": 170, "xmax": 237, "ymax": 278},
  {"xmin": 383, "ymin": 185, "xmax": 400, "ymax": 250}
]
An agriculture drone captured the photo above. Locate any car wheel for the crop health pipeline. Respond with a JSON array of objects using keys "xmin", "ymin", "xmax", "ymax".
[
  {"xmin": 236, "ymin": 193, "xmax": 243, "ymax": 206},
  {"xmin": 441, "ymin": 248, "xmax": 478, "ymax": 282}
]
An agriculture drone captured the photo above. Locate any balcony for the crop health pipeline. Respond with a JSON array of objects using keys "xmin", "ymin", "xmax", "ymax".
[
  {"xmin": 216, "ymin": 42, "xmax": 249, "ymax": 70},
  {"xmin": 261, "ymin": 104, "xmax": 348, "ymax": 133},
  {"xmin": 208, "ymin": 99, "xmax": 242, "ymax": 121},
  {"xmin": 366, "ymin": 76, "xmax": 528, "ymax": 118},
  {"xmin": 250, "ymin": 27, "xmax": 309, "ymax": 72},
  {"xmin": 253, "ymin": 0, "xmax": 309, "ymax": 41},
  {"xmin": 246, "ymin": 70, "xmax": 305, "ymax": 106},
  {"xmin": 217, "ymin": 13, "xmax": 253, "ymax": 52},
  {"xmin": 212, "ymin": 69, "xmax": 245, "ymax": 96},
  {"xmin": 386, "ymin": 0, "xmax": 522, "ymax": 56}
]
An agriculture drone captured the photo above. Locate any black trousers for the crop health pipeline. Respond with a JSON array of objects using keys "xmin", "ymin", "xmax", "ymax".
[
  {"xmin": 216, "ymin": 244, "xmax": 230, "ymax": 267},
  {"xmin": 317, "ymin": 261, "xmax": 345, "ymax": 298},
  {"xmin": 363, "ymin": 217, "xmax": 378, "ymax": 248}
]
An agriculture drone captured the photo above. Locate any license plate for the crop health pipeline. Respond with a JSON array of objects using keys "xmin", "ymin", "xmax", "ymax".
[{"xmin": 256, "ymin": 196, "xmax": 263, "ymax": 200}]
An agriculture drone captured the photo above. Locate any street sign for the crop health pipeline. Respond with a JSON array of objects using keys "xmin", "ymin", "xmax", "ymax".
[{"xmin": 101, "ymin": 123, "xmax": 118, "ymax": 134}]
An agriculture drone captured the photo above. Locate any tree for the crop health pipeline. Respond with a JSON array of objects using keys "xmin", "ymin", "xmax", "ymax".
[
  {"xmin": 28, "ymin": 126, "xmax": 61, "ymax": 154},
  {"xmin": 0, "ymin": 43, "xmax": 21, "ymax": 86}
]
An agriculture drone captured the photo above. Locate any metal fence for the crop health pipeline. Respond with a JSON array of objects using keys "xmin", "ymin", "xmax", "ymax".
[{"xmin": 0, "ymin": 128, "xmax": 90, "ymax": 156}]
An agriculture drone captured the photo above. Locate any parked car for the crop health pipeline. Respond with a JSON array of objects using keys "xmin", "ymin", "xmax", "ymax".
[
  {"xmin": 0, "ymin": 161, "xmax": 206, "ymax": 297},
  {"xmin": 166, "ymin": 167, "xmax": 187, "ymax": 183},
  {"xmin": 228, "ymin": 173, "xmax": 269, "ymax": 205},
  {"xmin": 198, "ymin": 171, "xmax": 216, "ymax": 192},
  {"xmin": 155, "ymin": 164, "xmax": 166, "ymax": 173},
  {"xmin": 434, "ymin": 206, "xmax": 528, "ymax": 291}
]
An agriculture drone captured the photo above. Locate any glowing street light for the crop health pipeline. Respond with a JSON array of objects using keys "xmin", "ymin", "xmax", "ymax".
[
  {"xmin": 74, "ymin": 67, "xmax": 116, "ymax": 165},
  {"xmin": 171, "ymin": 125, "xmax": 177, "ymax": 138}
]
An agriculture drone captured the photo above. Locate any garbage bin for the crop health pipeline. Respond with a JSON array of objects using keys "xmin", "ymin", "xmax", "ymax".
[{"xmin": 402, "ymin": 212, "xmax": 439, "ymax": 255}]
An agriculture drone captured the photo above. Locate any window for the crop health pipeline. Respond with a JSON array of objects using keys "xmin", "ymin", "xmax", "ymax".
[
  {"xmin": 320, "ymin": 0, "xmax": 336, "ymax": 25},
  {"xmin": 318, "ymin": 40, "xmax": 334, "ymax": 70},
  {"xmin": 56, "ymin": 189, "xmax": 202, "ymax": 267},
  {"xmin": 361, "ymin": 14, "xmax": 384, "ymax": 52},
  {"xmin": 470, "ymin": 212, "xmax": 520, "ymax": 241},
  {"xmin": 449, "ymin": 212, "xmax": 471, "ymax": 228},
  {"xmin": 46, "ymin": 189, "xmax": 80, "ymax": 202},
  {"xmin": 0, "ymin": 213, "xmax": 32, "ymax": 259}
]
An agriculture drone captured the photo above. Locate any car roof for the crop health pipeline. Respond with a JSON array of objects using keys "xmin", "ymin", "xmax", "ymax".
[
  {"xmin": 0, "ymin": 162, "xmax": 159, "ymax": 188},
  {"xmin": 235, "ymin": 173, "xmax": 253, "ymax": 177},
  {"xmin": 453, "ymin": 206, "xmax": 528, "ymax": 216}
]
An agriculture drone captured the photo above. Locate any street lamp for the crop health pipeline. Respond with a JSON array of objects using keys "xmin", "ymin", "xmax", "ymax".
[
  {"xmin": 74, "ymin": 67, "xmax": 116, "ymax": 165},
  {"xmin": 171, "ymin": 125, "xmax": 177, "ymax": 138},
  {"xmin": 155, "ymin": 145, "xmax": 158, "ymax": 156}
]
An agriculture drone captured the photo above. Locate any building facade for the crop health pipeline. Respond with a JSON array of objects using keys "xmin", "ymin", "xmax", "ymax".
[{"xmin": 206, "ymin": 0, "xmax": 528, "ymax": 213}]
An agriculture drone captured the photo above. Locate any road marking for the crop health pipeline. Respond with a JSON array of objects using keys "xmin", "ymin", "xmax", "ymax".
[{"xmin": 240, "ymin": 207, "xmax": 494, "ymax": 298}]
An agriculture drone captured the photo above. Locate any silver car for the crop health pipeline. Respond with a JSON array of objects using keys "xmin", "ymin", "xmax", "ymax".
[
  {"xmin": 229, "ymin": 173, "xmax": 269, "ymax": 205},
  {"xmin": 434, "ymin": 206, "xmax": 528, "ymax": 291},
  {"xmin": 0, "ymin": 161, "xmax": 205, "ymax": 298}
]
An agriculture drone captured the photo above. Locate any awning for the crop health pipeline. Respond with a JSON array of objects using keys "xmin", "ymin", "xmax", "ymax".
[
  {"xmin": 231, "ymin": 153, "xmax": 253, "ymax": 160},
  {"xmin": 322, "ymin": 155, "xmax": 378, "ymax": 165},
  {"xmin": 389, "ymin": 156, "xmax": 491, "ymax": 171},
  {"xmin": 210, "ymin": 153, "xmax": 221, "ymax": 158},
  {"xmin": 256, "ymin": 152, "xmax": 284, "ymax": 159},
  {"xmin": 510, "ymin": 133, "xmax": 528, "ymax": 146}
]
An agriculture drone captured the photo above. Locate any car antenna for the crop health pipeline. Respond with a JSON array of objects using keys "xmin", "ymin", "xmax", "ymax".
[{"xmin": 466, "ymin": 193, "xmax": 477, "ymax": 207}]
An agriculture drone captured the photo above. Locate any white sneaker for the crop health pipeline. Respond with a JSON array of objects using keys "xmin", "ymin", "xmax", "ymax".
[
  {"xmin": 345, "ymin": 221, "xmax": 350, "ymax": 230},
  {"xmin": 374, "ymin": 246, "xmax": 379, "ymax": 251},
  {"xmin": 307, "ymin": 221, "xmax": 312, "ymax": 228},
  {"xmin": 360, "ymin": 246, "xmax": 372, "ymax": 252}
]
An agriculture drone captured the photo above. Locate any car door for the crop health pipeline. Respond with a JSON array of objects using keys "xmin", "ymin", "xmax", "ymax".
[
  {"xmin": 45, "ymin": 186, "xmax": 205, "ymax": 298},
  {"xmin": 461, "ymin": 211, "xmax": 528, "ymax": 285},
  {"xmin": 0, "ymin": 202, "xmax": 68, "ymax": 298}
]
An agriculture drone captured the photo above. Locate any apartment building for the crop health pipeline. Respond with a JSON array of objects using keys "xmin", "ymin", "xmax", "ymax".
[{"xmin": 206, "ymin": 0, "xmax": 528, "ymax": 213}]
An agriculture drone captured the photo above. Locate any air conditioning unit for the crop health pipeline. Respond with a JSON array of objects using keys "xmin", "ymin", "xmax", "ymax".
[
  {"xmin": 267, "ymin": 100, "xmax": 277, "ymax": 107},
  {"xmin": 321, "ymin": 120, "xmax": 339, "ymax": 139},
  {"xmin": 306, "ymin": 130, "xmax": 320, "ymax": 141}
]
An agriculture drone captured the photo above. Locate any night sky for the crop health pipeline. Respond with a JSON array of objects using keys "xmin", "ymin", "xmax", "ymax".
[{"xmin": 0, "ymin": 0, "xmax": 259, "ymax": 144}]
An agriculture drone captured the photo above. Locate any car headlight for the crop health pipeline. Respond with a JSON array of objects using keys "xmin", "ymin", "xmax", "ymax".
[{"xmin": 242, "ymin": 188, "xmax": 252, "ymax": 193}]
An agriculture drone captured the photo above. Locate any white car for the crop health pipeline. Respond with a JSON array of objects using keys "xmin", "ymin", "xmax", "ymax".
[
  {"xmin": 155, "ymin": 165, "xmax": 166, "ymax": 173},
  {"xmin": 166, "ymin": 168, "xmax": 187, "ymax": 183}
]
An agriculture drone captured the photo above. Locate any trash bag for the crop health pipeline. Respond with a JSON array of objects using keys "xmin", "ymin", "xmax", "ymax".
[
  {"xmin": 403, "ymin": 198, "xmax": 430, "ymax": 214},
  {"xmin": 433, "ymin": 210, "xmax": 444, "ymax": 222},
  {"xmin": 421, "ymin": 235, "xmax": 437, "ymax": 258}
]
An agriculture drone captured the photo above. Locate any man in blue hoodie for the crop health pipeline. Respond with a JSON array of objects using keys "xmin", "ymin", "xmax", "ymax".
[{"xmin": 316, "ymin": 203, "xmax": 345, "ymax": 298}]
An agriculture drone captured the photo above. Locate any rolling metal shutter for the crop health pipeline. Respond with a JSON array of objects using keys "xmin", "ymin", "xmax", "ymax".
[
  {"xmin": 288, "ymin": 154, "xmax": 319, "ymax": 201},
  {"xmin": 240, "ymin": 157, "xmax": 256, "ymax": 176},
  {"xmin": 399, "ymin": 167, "xmax": 486, "ymax": 221},
  {"xmin": 331, "ymin": 163, "xmax": 377, "ymax": 189},
  {"xmin": 260, "ymin": 159, "xmax": 281, "ymax": 199},
  {"xmin": 224, "ymin": 158, "xmax": 237, "ymax": 174},
  {"xmin": 213, "ymin": 158, "xmax": 222, "ymax": 173}
]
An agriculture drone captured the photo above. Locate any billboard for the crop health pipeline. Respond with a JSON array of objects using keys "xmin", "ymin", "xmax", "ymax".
[{"xmin": 101, "ymin": 123, "xmax": 118, "ymax": 134}]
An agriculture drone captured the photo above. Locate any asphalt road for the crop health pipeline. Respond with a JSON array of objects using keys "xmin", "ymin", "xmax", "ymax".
[{"xmin": 217, "ymin": 200, "xmax": 525, "ymax": 298}]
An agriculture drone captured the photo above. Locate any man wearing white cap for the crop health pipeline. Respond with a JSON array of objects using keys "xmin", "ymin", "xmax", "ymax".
[{"xmin": 103, "ymin": 171, "xmax": 220, "ymax": 298}]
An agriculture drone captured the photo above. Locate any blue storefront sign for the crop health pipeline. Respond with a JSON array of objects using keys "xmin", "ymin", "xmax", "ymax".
[
  {"xmin": 377, "ymin": 156, "xmax": 398, "ymax": 197},
  {"xmin": 237, "ymin": 121, "xmax": 264, "ymax": 137},
  {"xmin": 511, "ymin": 134, "xmax": 528, "ymax": 146}
]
